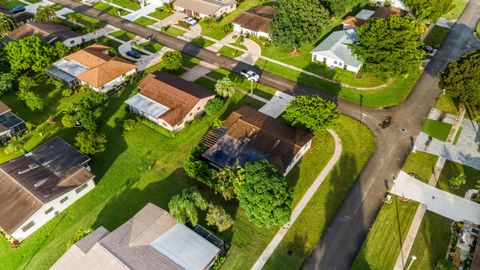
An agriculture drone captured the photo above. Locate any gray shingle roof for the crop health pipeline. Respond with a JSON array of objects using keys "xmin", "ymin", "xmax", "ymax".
[{"xmin": 311, "ymin": 29, "xmax": 362, "ymax": 68}]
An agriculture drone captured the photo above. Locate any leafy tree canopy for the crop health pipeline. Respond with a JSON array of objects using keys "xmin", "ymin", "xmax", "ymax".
[
  {"xmin": 404, "ymin": 0, "xmax": 453, "ymax": 21},
  {"xmin": 270, "ymin": 0, "xmax": 330, "ymax": 50},
  {"xmin": 34, "ymin": 5, "xmax": 57, "ymax": 22},
  {"xmin": 350, "ymin": 16, "xmax": 424, "ymax": 76},
  {"xmin": 0, "ymin": 72, "xmax": 16, "ymax": 95},
  {"xmin": 439, "ymin": 50, "xmax": 480, "ymax": 106},
  {"xmin": 206, "ymin": 204, "xmax": 234, "ymax": 232},
  {"xmin": 283, "ymin": 95, "xmax": 339, "ymax": 131},
  {"xmin": 161, "ymin": 50, "xmax": 183, "ymax": 71},
  {"xmin": 214, "ymin": 77, "xmax": 235, "ymax": 98},
  {"xmin": 168, "ymin": 188, "xmax": 208, "ymax": 225},
  {"xmin": 239, "ymin": 160, "xmax": 292, "ymax": 227},
  {"xmin": 75, "ymin": 131, "xmax": 107, "ymax": 155},
  {"xmin": 4, "ymin": 36, "xmax": 58, "ymax": 72},
  {"xmin": 322, "ymin": 0, "xmax": 345, "ymax": 16},
  {"xmin": 0, "ymin": 13, "xmax": 15, "ymax": 35}
]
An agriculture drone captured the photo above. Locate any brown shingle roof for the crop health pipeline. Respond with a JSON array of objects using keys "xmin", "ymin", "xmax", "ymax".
[
  {"xmin": 372, "ymin": 6, "xmax": 408, "ymax": 19},
  {"xmin": 64, "ymin": 43, "xmax": 112, "ymax": 69},
  {"xmin": 0, "ymin": 137, "xmax": 94, "ymax": 234},
  {"xmin": 342, "ymin": 16, "xmax": 366, "ymax": 28},
  {"xmin": 0, "ymin": 101, "xmax": 11, "ymax": 114},
  {"xmin": 138, "ymin": 72, "xmax": 215, "ymax": 126},
  {"xmin": 232, "ymin": 6, "xmax": 276, "ymax": 33},
  {"xmin": 76, "ymin": 56, "xmax": 135, "ymax": 89},
  {"xmin": 8, "ymin": 22, "xmax": 80, "ymax": 43}
]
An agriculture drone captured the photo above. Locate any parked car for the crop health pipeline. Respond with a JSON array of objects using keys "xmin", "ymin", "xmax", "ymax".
[
  {"xmin": 126, "ymin": 49, "xmax": 142, "ymax": 59},
  {"xmin": 240, "ymin": 69, "xmax": 260, "ymax": 82},
  {"xmin": 183, "ymin": 17, "xmax": 197, "ymax": 26},
  {"xmin": 10, "ymin": 6, "xmax": 26, "ymax": 14},
  {"xmin": 420, "ymin": 45, "xmax": 434, "ymax": 54}
]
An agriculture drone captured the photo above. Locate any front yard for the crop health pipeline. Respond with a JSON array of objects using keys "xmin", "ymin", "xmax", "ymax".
[
  {"xmin": 92, "ymin": 1, "xmax": 130, "ymax": 16},
  {"xmin": 421, "ymin": 119, "xmax": 461, "ymax": 142},
  {"xmin": 424, "ymin": 25, "xmax": 450, "ymax": 48},
  {"xmin": 0, "ymin": 0, "xmax": 24, "ymax": 9},
  {"xmin": 436, "ymin": 160, "xmax": 480, "ymax": 197}
]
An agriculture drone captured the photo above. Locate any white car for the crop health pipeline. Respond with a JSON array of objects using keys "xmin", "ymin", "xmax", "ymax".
[
  {"xmin": 240, "ymin": 69, "xmax": 260, "ymax": 82},
  {"xmin": 183, "ymin": 17, "xmax": 197, "ymax": 26}
]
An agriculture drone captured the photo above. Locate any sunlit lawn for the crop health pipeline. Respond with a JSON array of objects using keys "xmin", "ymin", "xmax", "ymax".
[
  {"xmin": 437, "ymin": 160, "xmax": 480, "ymax": 197},
  {"xmin": 148, "ymin": 8, "xmax": 172, "ymax": 20},
  {"xmin": 109, "ymin": 30, "xmax": 136, "ymax": 42},
  {"xmin": 92, "ymin": 1, "xmax": 130, "ymax": 16},
  {"xmin": 161, "ymin": 26, "xmax": 186, "ymax": 37},
  {"xmin": 0, "ymin": 0, "xmax": 24, "ymax": 9},
  {"xmin": 134, "ymin": 16, "xmax": 157, "ymax": 26},
  {"xmin": 402, "ymin": 152, "xmax": 439, "ymax": 183},
  {"xmin": 442, "ymin": 0, "xmax": 468, "ymax": 20}
]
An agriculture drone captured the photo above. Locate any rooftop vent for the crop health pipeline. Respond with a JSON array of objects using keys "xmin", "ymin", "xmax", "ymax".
[{"xmin": 34, "ymin": 178, "xmax": 49, "ymax": 188}]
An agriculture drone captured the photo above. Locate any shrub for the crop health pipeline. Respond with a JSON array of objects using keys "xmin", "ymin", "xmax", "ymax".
[
  {"xmin": 123, "ymin": 119, "xmax": 136, "ymax": 131},
  {"xmin": 183, "ymin": 144, "xmax": 215, "ymax": 187},
  {"xmin": 204, "ymin": 97, "xmax": 225, "ymax": 116},
  {"xmin": 61, "ymin": 114, "xmax": 76, "ymax": 128},
  {"xmin": 177, "ymin": 20, "xmax": 191, "ymax": 29},
  {"xmin": 75, "ymin": 131, "xmax": 107, "ymax": 155},
  {"xmin": 212, "ymin": 119, "xmax": 222, "ymax": 128},
  {"xmin": 65, "ymin": 227, "xmax": 93, "ymax": 249},
  {"xmin": 206, "ymin": 204, "xmax": 234, "ymax": 232},
  {"xmin": 4, "ymin": 140, "xmax": 24, "ymax": 155},
  {"xmin": 161, "ymin": 50, "xmax": 183, "ymax": 71},
  {"xmin": 449, "ymin": 173, "xmax": 466, "ymax": 189},
  {"xmin": 61, "ymin": 88, "xmax": 73, "ymax": 97},
  {"xmin": 168, "ymin": 188, "xmax": 208, "ymax": 225},
  {"xmin": 222, "ymin": 23, "xmax": 233, "ymax": 34}
]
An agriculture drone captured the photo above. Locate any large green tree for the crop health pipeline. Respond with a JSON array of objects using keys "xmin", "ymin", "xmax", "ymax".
[
  {"xmin": 322, "ymin": 0, "xmax": 345, "ymax": 17},
  {"xmin": 239, "ymin": 160, "xmax": 292, "ymax": 227},
  {"xmin": 75, "ymin": 131, "xmax": 107, "ymax": 155},
  {"xmin": 270, "ymin": 0, "xmax": 330, "ymax": 51},
  {"xmin": 34, "ymin": 5, "xmax": 57, "ymax": 22},
  {"xmin": 161, "ymin": 50, "xmax": 183, "ymax": 71},
  {"xmin": 283, "ymin": 95, "xmax": 339, "ymax": 131},
  {"xmin": 0, "ymin": 13, "xmax": 14, "ymax": 35},
  {"xmin": 0, "ymin": 72, "xmax": 16, "ymax": 95},
  {"xmin": 4, "ymin": 36, "xmax": 58, "ymax": 72},
  {"xmin": 439, "ymin": 50, "xmax": 480, "ymax": 106},
  {"xmin": 168, "ymin": 188, "xmax": 208, "ymax": 225},
  {"xmin": 404, "ymin": 0, "xmax": 453, "ymax": 21},
  {"xmin": 350, "ymin": 16, "xmax": 424, "ymax": 76}
]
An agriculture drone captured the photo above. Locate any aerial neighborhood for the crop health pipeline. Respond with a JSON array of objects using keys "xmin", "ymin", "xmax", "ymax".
[{"xmin": 0, "ymin": 0, "xmax": 479, "ymax": 269}]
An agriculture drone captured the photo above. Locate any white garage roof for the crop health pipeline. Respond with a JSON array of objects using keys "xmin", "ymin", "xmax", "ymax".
[{"xmin": 125, "ymin": 93, "xmax": 169, "ymax": 118}]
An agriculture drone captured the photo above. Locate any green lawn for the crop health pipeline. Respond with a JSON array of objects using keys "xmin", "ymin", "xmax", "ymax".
[
  {"xmin": 51, "ymin": 3, "xmax": 64, "ymax": 11},
  {"xmin": 92, "ymin": 1, "xmax": 130, "ymax": 16},
  {"xmin": 421, "ymin": 119, "xmax": 453, "ymax": 141},
  {"xmin": 352, "ymin": 199, "xmax": 419, "ymax": 270},
  {"xmin": 424, "ymin": 25, "xmax": 450, "ymax": 48},
  {"xmin": 190, "ymin": 37, "xmax": 215, "ymax": 48},
  {"xmin": 67, "ymin": 12, "xmax": 107, "ymax": 28},
  {"xmin": 409, "ymin": 211, "xmax": 452, "ymax": 270},
  {"xmin": 24, "ymin": 0, "xmax": 42, "ymax": 3},
  {"xmin": 109, "ymin": 0, "xmax": 139, "ymax": 10},
  {"xmin": 434, "ymin": 94, "xmax": 480, "ymax": 120},
  {"xmin": 109, "ymin": 30, "xmax": 136, "ymax": 42},
  {"xmin": 134, "ymin": 16, "xmax": 157, "ymax": 26},
  {"xmin": 182, "ymin": 54, "xmax": 201, "ymax": 69},
  {"xmin": 137, "ymin": 41, "xmax": 163, "ymax": 53},
  {"xmin": 477, "ymin": 22, "xmax": 480, "ymax": 36},
  {"xmin": 98, "ymin": 37, "xmax": 123, "ymax": 52},
  {"xmin": 0, "ymin": 0, "xmax": 24, "ymax": 9},
  {"xmin": 442, "ymin": 0, "xmax": 468, "ymax": 20},
  {"xmin": 402, "ymin": 152, "xmax": 439, "ymax": 183},
  {"xmin": 218, "ymin": 46, "xmax": 245, "ymax": 58},
  {"xmin": 256, "ymin": 57, "xmax": 422, "ymax": 108},
  {"xmin": 161, "ymin": 26, "xmax": 186, "ymax": 37},
  {"xmin": 264, "ymin": 115, "xmax": 376, "ymax": 269},
  {"xmin": 148, "ymin": 8, "xmax": 172, "ymax": 20},
  {"xmin": 437, "ymin": 160, "xmax": 480, "ymax": 197}
]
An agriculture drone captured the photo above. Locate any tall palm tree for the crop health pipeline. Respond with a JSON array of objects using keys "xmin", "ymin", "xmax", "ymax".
[
  {"xmin": 0, "ymin": 14, "xmax": 14, "ymax": 36},
  {"xmin": 215, "ymin": 77, "xmax": 236, "ymax": 98}
]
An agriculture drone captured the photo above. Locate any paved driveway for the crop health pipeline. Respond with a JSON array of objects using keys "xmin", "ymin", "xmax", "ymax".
[
  {"xmin": 259, "ymin": 91, "xmax": 294, "ymax": 118},
  {"xmin": 392, "ymin": 171, "xmax": 480, "ymax": 223}
]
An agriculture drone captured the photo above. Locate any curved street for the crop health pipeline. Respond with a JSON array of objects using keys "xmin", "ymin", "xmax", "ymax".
[{"xmin": 48, "ymin": 0, "xmax": 480, "ymax": 268}]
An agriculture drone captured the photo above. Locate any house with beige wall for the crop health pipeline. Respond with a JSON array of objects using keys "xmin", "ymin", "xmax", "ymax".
[
  {"xmin": 126, "ymin": 71, "xmax": 215, "ymax": 131},
  {"xmin": 174, "ymin": 0, "xmax": 237, "ymax": 19}
]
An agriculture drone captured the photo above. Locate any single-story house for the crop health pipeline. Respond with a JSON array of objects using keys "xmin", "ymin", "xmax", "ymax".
[
  {"xmin": 174, "ymin": 0, "xmax": 237, "ymax": 19},
  {"xmin": 232, "ymin": 6, "xmax": 276, "ymax": 39},
  {"xmin": 0, "ymin": 8, "xmax": 34, "ymax": 27},
  {"xmin": 372, "ymin": 0, "xmax": 408, "ymax": 10},
  {"xmin": 0, "ymin": 137, "xmax": 95, "ymax": 242},
  {"xmin": 342, "ymin": 6, "xmax": 407, "ymax": 29},
  {"xmin": 125, "ymin": 71, "xmax": 215, "ymax": 131},
  {"xmin": 0, "ymin": 101, "xmax": 26, "ymax": 144},
  {"xmin": 202, "ymin": 106, "xmax": 314, "ymax": 176},
  {"xmin": 47, "ymin": 43, "xmax": 136, "ymax": 92},
  {"xmin": 51, "ymin": 203, "xmax": 222, "ymax": 270},
  {"xmin": 7, "ymin": 22, "xmax": 83, "ymax": 47},
  {"xmin": 310, "ymin": 29, "xmax": 362, "ymax": 73}
]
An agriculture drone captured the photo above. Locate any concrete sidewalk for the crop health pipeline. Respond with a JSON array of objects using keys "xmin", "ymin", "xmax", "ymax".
[{"xmin": 391, "ymin": 171, "xmax": 480, "ymax": 224}]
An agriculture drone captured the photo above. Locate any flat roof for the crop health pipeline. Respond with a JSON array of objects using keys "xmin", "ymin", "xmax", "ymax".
[
  {"xmin": 125, "ymin": 93, "xmax": 170, "ymax": 119},
  {"xmin": 150, "ymin": 224, "xmax": 220, "ymax": 270},
  {"xmin": 54, "ymin": 59, "xmax": 88, "ymax": 77}
]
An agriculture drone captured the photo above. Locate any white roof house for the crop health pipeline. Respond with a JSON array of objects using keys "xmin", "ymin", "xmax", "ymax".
[
  {"xmin": 51, "ymin": 203, "xmax": 221, "ymax": 270},
  {"xmin": 355, "ymin": 9, "xmax": 375, "ymax": 20},
  {"xmin": 310, "ymin": 29, "xmax": 362, "ymax": 74}
]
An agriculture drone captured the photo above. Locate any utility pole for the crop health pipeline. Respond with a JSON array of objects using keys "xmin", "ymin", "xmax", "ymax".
[{"xmin": 406, "ymin": 255, "xmax": 417, "ymax": 270}]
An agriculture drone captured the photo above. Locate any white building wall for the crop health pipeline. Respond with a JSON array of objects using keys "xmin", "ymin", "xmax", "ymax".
[
  {"xmin": 175, "ymin": 4, "xmax": 236, "ymax": 19},
  {"xmin": 311, "ymin": 52, "xmax": 361, "ymax": 74},
  {"xmin": 63, "ymin": 37, "xmax": 83, "ymax": 48},
  {"xmin": 233, "ymin": 24, "xmax": 270, "ymax": 39},
  {"xmin": 11, "ymin": 179, "xmax": 96, "ymax": 242},
  {"xmin": 284, "ymin": 139, "xmax": 313, "ymax": 176},
  {"xmin": 84, "ymin": 68, "xmax": 136, "ymax": 93}
]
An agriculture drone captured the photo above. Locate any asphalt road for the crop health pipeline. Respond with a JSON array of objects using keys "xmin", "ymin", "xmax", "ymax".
[{"xmin": 50, "ymin": 0, "xmax": 480, "ymax": 268}]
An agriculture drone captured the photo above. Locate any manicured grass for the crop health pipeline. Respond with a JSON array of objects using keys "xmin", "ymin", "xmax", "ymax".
[
  {"xmin": 67, "ymin": 12, "xmax": 106, "ymax": 28},
  {"xmin": 24, "ymin": 0, "xmax": 42, "ymax": 3},
  {"xmin": 424, "ymin": 25, "xmax": 450, "ymax": 48},
  {"xmin": 264, "ymin": 115, "xmax": 376, "ymax": 270},
  {"xmin": 109, "ymin": 0, "xmax": 139, "ymax": 11},
  {"xmin": 0, "ymin": 0, "xmax": 24, "ymax": 9},
  {"xmin": 51, "ymin": 4, "xmax": 65, "ymax": 11},
  {"xmin": 92, "ymin": 1, "xmax": 130, "ymax": 16},
  {"xmin": 256, "ymin": 57, "xmax": 422, "ymax": 108},
  {"xmin": 442, "ymin": 0, "xmax": 468, "ymax": 20},
  {"xmin": 352, "ymin": 199, "xmax": 419, "ymax": 270},
  {"xmin": 402, "ymin": 152, "xmax": 439, "ymax": 183},
  {"xmin": 435, "ymin": 94, "xmax": 460, "ymax": 115},
  {"xmin": 437, "ymin": 160, "xmax": 480, "ymax": 197},
  {"xmin": 182, "ymin": 54, "xmax": 201, "ymax": 69},
  {"xmin": 148, "ymin": 7, "xmax": 172, "ymax": 20},
  {"xmin": 477, "ymin": 23, "xmax": 480, "ymax": 36},
  {"xmin": 109, "ymin": 30, "xmax": 136, "ymax": 42},
  {"xmin": 137, "ymin": 41, "xmax": 163, "ymax": 53},
  {"xmin": 190, "ymin": 37, "xmax": 215, "ymax": 48},
  {"xmin": 218, "ymin": 46, "xmax": 245, "ymax": 58},
  {"xmin": 134, "ymin": 16, "xmax": 157, "ymax": 26},
  {"xmin": 98, "ymin": 36, "xmax": 122, "ymax": 52},
  {"xmin": 161, "ymin": 26, "xmax": 186, "ymax": 37},
  {"xmin": 421, "ymin": 119, "xmax": 453, "ymax": 141},
  {"xmin": 409, "ymin": 211, "xmax": 452, "ymax": 270}
]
